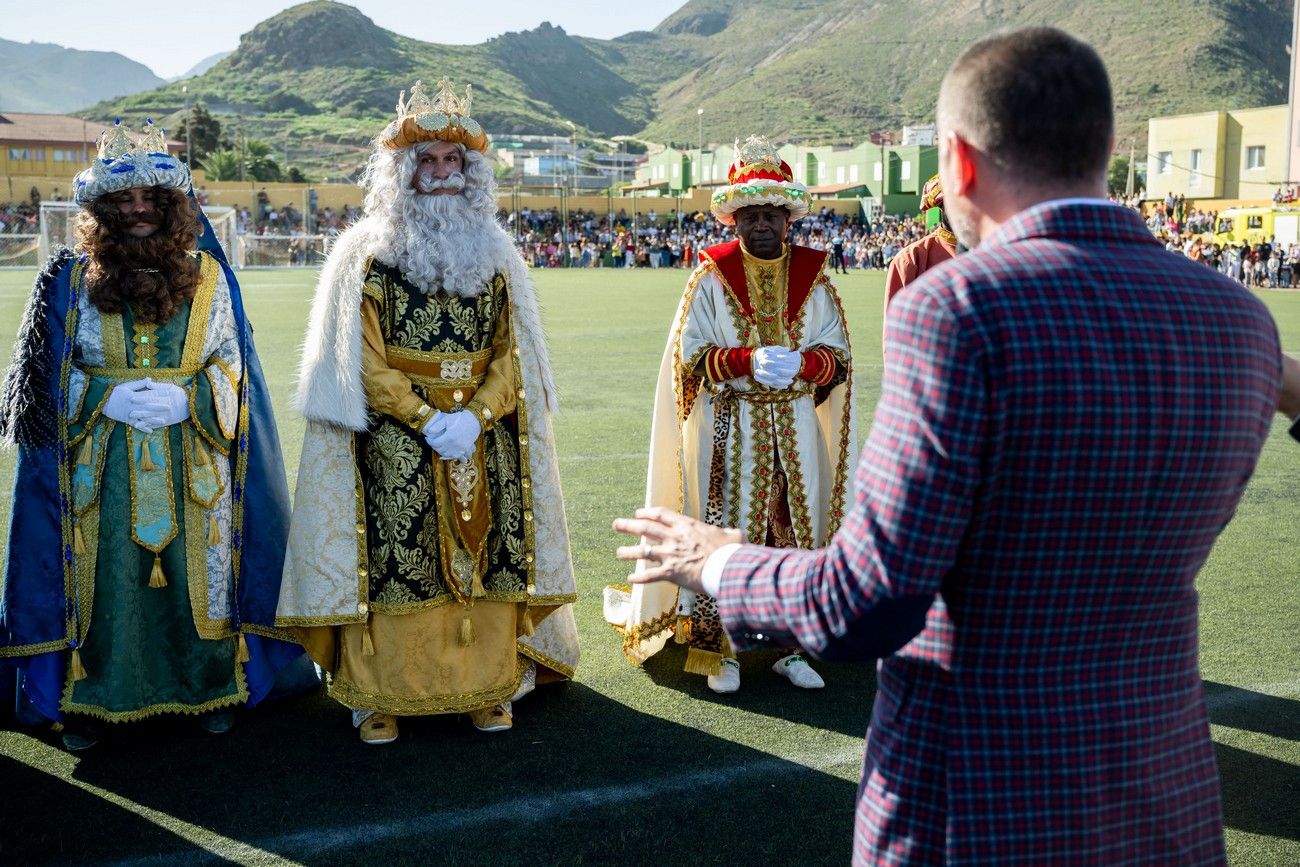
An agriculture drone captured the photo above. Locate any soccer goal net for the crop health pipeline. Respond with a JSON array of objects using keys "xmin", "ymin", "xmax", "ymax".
[{"xmin": 37, "ymin": 202, "xmax": 238, "ymax": 266}]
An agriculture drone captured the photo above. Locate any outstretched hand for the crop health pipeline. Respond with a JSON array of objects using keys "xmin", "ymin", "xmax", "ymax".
[{"xmin": 613, "ymin": 506, "xmax": 743, "ymax": 595}]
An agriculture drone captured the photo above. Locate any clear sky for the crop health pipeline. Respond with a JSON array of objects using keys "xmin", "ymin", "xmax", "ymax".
[{"xmin": 4, "ymin": 0, "xmax": 689, "ymax": 79}]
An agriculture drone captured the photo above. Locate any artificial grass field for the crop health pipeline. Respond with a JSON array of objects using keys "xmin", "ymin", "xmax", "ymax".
[{"xmin": 0, "ymin": 266, "xmax": 1296, "ymax": 865}]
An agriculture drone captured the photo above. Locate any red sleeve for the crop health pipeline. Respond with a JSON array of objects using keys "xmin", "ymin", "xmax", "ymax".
[
  {"xmin": 796, "ymin": 347, "xmax": 839, "ymax": 386},
  {"xmin": 702, "ymin": 346, "xmax": 754, "ymax": 382}
]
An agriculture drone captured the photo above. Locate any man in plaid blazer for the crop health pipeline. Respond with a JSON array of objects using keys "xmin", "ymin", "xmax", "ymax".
[{"xmin": 616, "ymin": 28, "xmax": 1282, "ymax": 865}]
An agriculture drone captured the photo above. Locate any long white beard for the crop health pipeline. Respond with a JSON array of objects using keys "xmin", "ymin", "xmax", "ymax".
[{"xmin": 378, "ymin": 192, "xmax": 508, "ymax": 297}]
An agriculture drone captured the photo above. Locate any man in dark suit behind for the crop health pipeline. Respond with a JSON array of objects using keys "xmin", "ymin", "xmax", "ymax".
[{"xmin": 615, "ymin": 27, "xmax": 1281, "ymax": 865}]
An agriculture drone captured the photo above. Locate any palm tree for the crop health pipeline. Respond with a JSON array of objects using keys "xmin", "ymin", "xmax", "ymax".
[{"xmin": 199, "ymin": 150, "xmax": 242, "ymax": 182}]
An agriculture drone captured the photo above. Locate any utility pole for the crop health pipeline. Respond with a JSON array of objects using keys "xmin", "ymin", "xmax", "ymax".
[
  {"xmin": 697, "ymin": 107, "xmax": 704, "ymax": 188},
  {"xmin": 1287, "ymin": 0, "xmax": 1300, "ymax": 185},
  {"xmin": 1126, "ymin": 141, "xmax": 1136, "ymax": 199},
  {"xmin": 182, "ymin": 85, "xmax": 193, "ymax": 167}
]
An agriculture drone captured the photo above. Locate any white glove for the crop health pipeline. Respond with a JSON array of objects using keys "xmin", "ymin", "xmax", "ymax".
[
  {"xmin": 123, "ymin": 379, "xmax": 190, "ymax": 432},
  {"xmin": 103, "ymin": 379, "xmax": 151, "ymax": 427},
  {"xmin": 422, "ymin": 411, "xmax": 448, "ymax": 450},
  {"xmin": 752, "ymin": 345, "xmax": 801, "ymax": 389},
  {"xmin": 427, "ymin": 410, "xmax": 482, "ymax": 463},
  {"xmin": 103, "ymin": 378, "xmax": 187, "ymax": 433}
]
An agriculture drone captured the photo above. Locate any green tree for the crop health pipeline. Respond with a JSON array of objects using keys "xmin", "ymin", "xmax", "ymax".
[
  {"xmin": 176, "ymin": 101, "xmax": 225, "ymax": 163},
  {"xmin": 199, "ymin": 149, "xmax": 242, "ymax": 182},
  {"xmin": 1108, "ymin": 155, "xmax": 1145, "ymax": 197},
  {"xmin": 287, "ymin": 166, "xmax": 309, "ymax": 183},
  {"xmin": 244, "ymin": 139, "xmax": 283, "ymax": 182}
]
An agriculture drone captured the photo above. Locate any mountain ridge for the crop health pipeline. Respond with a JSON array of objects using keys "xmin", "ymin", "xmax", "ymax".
[{"xmin": 40, "ymin": 0, "xmax": 1298, "ymax": 178}]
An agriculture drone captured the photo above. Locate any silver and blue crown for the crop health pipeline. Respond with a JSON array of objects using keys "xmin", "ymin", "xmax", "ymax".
[{"xmin": 72, "ymin": 119, "xmax": 191, "ymax": 207}]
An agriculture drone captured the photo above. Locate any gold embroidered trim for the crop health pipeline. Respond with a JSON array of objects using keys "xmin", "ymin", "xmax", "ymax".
[
  {"xmin": 517, "ymin": 642, "xmax": 575, "ymax": 680},
  {"xmin": 131, "ymin": 320, "xmax": 159, "ymax": 370},
  {"xmin": 59, "ymin": 643, "xmax": 248, "ymax": 722},
  {"xmin": 368, "ymin": 590, "xmax": 536, "ymax": 616},
  {"xmin": 68, "ymin": 372, "xmax": 90, "ymax": 423},
  {"xmin": 100, "ymin": 299, "xmax": 127, "ymax": 368},
  {"xmin": 188, "ymin": 380, "xmax": 231, "ymax": 457},
  {"xmin": 385, "ymin": 345, "xmax": 495, "ymax": 364},
  {"xmin": 619, "ymin": 607, "xmax": 678, "ymax": 663},
  {"xmin": 502, "ymin": 275, "xmax": 538, "ymax": 594},
  {"xmin": 124, "ymin": 427, "xmax": 179, "ymax": 553},
  {"xmin": 205, "ymin": 362, "xmax": 239, "ymax": 442},
  {"xmin": 241, "ymin": 623, "xmax": 300, "ymax": 643},
  {"xmin": 774, "ymin": 401, "xmax": 815, "ymax": 549},
  {"xmin": 186, "ymin": 443, "xmax": 235, "ymax": 641},
  {"xmin": 820, "ymin": 280, "xmax": 854, "ymax": 539},
  {"xmin": 329, "ymin": 655, "xmax": 526, "ymax": 715},
  {"xmin": 68, "ymin": 386, "xmax": 113, "ymax": 447},
  {"xmin": 179, "ymin": 254, "xmax": 219, "ymax": 372}
]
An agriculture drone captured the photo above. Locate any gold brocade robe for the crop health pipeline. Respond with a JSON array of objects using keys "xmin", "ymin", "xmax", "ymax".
[{"xmin": 299, "ymin": 261, "xmax": 539, "ymax": 715}]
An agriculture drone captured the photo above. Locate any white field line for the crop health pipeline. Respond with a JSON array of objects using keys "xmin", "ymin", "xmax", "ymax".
[
  {"xmin": 18, "ymin": 680, "xmax": 1295, "ymax": 867},
  {"xmin": 78, "ymin": 742, "xmax": 864, "ymax": 867}
]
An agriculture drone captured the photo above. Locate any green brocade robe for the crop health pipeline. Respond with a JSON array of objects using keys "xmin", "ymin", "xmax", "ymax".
[{"xmin": 63, "ymin": 255, "xmax": 244, "ymax": 721}]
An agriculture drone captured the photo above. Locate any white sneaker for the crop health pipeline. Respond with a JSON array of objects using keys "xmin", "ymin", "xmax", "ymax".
[
  {"xmin": 773, "ymin": 654, "xmax": 825, "ymax": 689},
  {"xmin": 707, "ymin": 658, "xmax": 741, "ymax": 693},
  {"xmin": 510, "ymin": 660, "xmax": 537, "ymax": 703}
]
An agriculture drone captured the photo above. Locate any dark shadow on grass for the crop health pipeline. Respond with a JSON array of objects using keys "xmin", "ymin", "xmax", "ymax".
[
  {"xmin": 2, "ymin": 681, "xmax": 859, "ymax": 865},
  {"xmin": 641, "ymin": 642, "xmax": 876, "ymax": 738},
  {"xmin": 1215, "ymin": 741, "xmax": 1300, "ymax": 842},
  {"xmin": 0, "ymin": 754, "xmax": 201, "ymax": 864},
  {"xmin": 1203, "ymin": 680, "xmax": 1300, "ymax": 741}
]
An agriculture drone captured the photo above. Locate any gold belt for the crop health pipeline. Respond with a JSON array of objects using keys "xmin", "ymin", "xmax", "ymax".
[
  {"xmin": 83, "ymin": 364, "xmax": 202, "ymax": 381},
  {"xmin": 706, "ymin": 383, "xmax": 813, "ymax": 404},
  {"xmin": 385, "ymin": 346, "xmax": 492, "ymax": 387}
]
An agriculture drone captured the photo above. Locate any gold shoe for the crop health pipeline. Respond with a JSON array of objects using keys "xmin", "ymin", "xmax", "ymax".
[
  {"xmin": 468, "ymin": 703, "xmax": 512, "ymax": 733},
  {"xmin": 359, "ymin": 712, "xmax": 399, "ymax": 745}
]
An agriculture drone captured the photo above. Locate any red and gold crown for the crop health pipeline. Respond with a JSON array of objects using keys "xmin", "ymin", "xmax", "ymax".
[
  {"xmin": 710, "ymin": 135, "xmax": 809, "ymax": 226},
  {"xmin": 920, "ymin": 174, "xmax": 944, "ymax": 212},
  {"xmin": 381, "ymin": 78, "xmax": 490, "ymax": 153}
]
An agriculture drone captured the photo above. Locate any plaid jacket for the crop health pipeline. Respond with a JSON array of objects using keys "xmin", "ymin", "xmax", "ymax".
[{"xmin": 718, "ymin": 201, "xmax": 1281, "ymax": 865}]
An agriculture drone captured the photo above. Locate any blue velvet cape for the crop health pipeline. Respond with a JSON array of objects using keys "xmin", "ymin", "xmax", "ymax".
[{"xmin": 0, "ymin": 210, "xmax": 300, "ymax": 717}]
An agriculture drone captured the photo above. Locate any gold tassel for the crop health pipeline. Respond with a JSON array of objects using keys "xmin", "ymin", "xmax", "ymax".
[
  {"xmin": 236, "ymin": 633, "xmax": 250, "ymax": 663},
  {"xmin": 471, "ymin": 570, "xmax": 486, "ymax": 598},
  {"xmin": 69, "ymin": 648, "xmax": 88, "ymax": 682},
  {"xmin": 459, "ymin": 611, "xmax": 475, "ymax": 646},
  {"xmin": 674, "ymin": 615, "xmax": 691, "ymax": 645},
  {"xmin": 207, "ymin": 514, "xmax": 220, "ymax": 546},
  {"xmin": 76, "ymin": 436, "xmax": 93, "ymax": 467},
  {"xmin": 148, "ymin": 554, "xmax": 167, "ymax": 588},
  {"xmin": 73, "ymin": 523, "xmax": 86, "ymax": 555},
  {"xmin": 684, "ymin": 647, "xmax": 725, "ymax": 677},
  {"xmin": 361, "ymin": 621, "xmax": 376, "ymax": 656},
  {"xmin": 193, "ymin": 438, "xmax": 211, "ymax": 468},
  {"xmin": 138, "ymin": 442, "xmax": 157, "ymax": 472},
  {"xmin": 520, "ymin": 608, "xmax": 536, "ymax": 637}
]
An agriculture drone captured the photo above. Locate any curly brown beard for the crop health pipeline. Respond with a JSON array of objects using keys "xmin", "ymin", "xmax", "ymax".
[{"xmin": 76, "ymin": 187, "xmax": 201, "ymax": 324}]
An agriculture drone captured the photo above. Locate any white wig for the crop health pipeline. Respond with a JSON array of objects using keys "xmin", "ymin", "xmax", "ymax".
[{"xmin": 361, "ymin": 139, "xmax": 511, "ymax": 296}]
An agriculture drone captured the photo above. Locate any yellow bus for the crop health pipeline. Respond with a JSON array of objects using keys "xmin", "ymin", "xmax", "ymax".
[{"xmin": 1212, "ymin": 207, "xmax": 1300, "ymax": 246}]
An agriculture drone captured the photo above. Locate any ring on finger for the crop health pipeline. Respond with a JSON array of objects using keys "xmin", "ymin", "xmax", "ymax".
[{"xmin": 641, "ymin": 543, "xmax": 653, "ymax": 560}]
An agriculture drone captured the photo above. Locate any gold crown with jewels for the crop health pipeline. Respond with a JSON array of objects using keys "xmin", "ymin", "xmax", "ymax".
[
  {"xmin": 72, "ymin": 118, "xmax": 190, "ymax": 207},
  {"xmin": 382, "ymin": 78, "xmax": 490, "ymax": 153}
]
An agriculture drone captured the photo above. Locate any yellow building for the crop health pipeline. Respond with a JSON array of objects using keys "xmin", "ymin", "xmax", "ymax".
[
  {"xmin": 1, "ymin": 112, "xmax": 183, "ymax": 201},
  {"xmin": 1147, "ymin": 105, "xmax": 1287, "ymax": 200}
]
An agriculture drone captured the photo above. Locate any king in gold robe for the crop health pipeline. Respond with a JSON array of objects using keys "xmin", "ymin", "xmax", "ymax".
[{"xmin": 277, "ymin": 79, "xmax": 579, "ymax": 741}]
